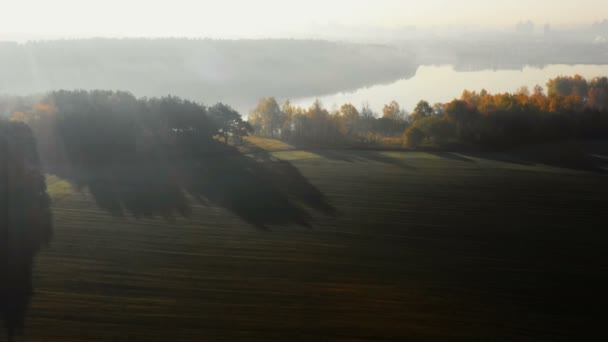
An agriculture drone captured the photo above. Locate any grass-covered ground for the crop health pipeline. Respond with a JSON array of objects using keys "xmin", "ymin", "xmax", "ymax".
[
  {"xmin": 21, "ymin": 145, "xmax": 608, "ymax": 340},
  {"xmin": 239, "ymin": 136, "xmax": 295, "ymax": 153}
]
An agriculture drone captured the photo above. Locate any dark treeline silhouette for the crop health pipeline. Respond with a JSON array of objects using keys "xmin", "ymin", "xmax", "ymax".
[
  {"xmin": 0, "ymin": 120, "xmax": 53, "ymax": 340},
  {"xmin": 249, "ymin": 75, "xmax": 608, "ymax": 151}
]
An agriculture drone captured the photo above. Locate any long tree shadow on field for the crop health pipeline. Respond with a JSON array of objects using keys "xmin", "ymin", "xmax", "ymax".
[
  {"xmin": 50, "ymin": 152, "xmax": 192, "ymax": 220},
  {"xmin": 177, "ymin": 147, "xmax": 336, "ymax": 228},
  {"xmin": 0, "ymin": 122, "xmax": 53, "ymax": 341},
  {"xmin": 313, "ymin": 150, "xmax": 416, "ymax": 170},
  {"xmin": 47, "ymin": 138, "xmax": 336, "ymax": 229},
  {"xmin": 427, "ymin": 152, "xmax": 477, "ymax": 163},
  {"xmin": 459, "ymin": 141, "xmax": 608, "ymax": 173}
]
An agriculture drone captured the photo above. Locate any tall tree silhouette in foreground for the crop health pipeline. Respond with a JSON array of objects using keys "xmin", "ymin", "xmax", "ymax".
[{"xmin": 0, "ymin": 121, "xmax": 53, "ymax": 340}]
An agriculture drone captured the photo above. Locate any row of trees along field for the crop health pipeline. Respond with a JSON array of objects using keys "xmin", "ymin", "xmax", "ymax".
[
  {"xmin": 250, "ymin": 75, "xmax": 608, "ymax": 149},
  {"xmin": 2, "ymin": 75, "xmax": 608, "ymax": 155}
]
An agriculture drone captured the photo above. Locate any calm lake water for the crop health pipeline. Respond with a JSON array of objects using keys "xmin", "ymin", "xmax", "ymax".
[{"xmin": 290, "ymin": 64, "xmax": 608, "ymax": 114}]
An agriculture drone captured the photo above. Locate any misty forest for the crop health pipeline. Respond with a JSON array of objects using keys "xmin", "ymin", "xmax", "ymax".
[{"xmin": 2, "ymin": 5, "xmax": 608, "ymax": 341}]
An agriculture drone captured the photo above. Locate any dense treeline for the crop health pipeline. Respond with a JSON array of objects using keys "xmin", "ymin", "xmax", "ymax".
[
  {"xmin": 249, "ymin": 75, "xmax": 608, "ymax": 149},
  {"xmin": 2, "ymin": 75, "xmax": 608, "ymax": 155},
  {"xmin": 5, "ymin": 90, "xmax": 254, "ymax": 219},
  {"xmin": 405, "ymin": 75, "xmax": 608, "ymax": 148},
  {"xmin": 8, "ymin": 90, "xmax": 252, "ymax": 168}
]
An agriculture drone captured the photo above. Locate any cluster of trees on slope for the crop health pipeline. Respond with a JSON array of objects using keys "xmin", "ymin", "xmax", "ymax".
[
  {"xmin": 7, "ymin": 90, "xmax": 252, "ymax": 169},
  {"xmin": 0, "ymin": 39, "xmax": 414, "ymax": 109},
  {"xmin": 1, "ymin": 90, "xmax": 335, "ymax": 225},
  {"xmin": 250, "ymin": 75, "xmax": 608, "ymax": 149}
]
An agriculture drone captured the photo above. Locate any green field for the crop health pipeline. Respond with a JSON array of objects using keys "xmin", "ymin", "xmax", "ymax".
[{"xmin": 21, "ymin": 148, "xmax": 608, "ymax": 340}]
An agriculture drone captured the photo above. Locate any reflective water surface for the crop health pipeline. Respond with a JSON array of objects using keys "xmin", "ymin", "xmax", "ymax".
[{"xmin": 291, "ymin": 64, "xmax": 608, "ymax": 113}]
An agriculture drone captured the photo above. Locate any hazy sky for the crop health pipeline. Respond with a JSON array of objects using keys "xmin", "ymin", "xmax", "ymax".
[{"xmin": 2, "ymin": 0, "xmax": 607, "ymax": 39}]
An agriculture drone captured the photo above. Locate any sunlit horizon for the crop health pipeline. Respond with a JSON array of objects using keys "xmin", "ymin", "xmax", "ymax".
[{"xmin": 2, "ymin": 0, "xmax": 608, "ymax": 41}]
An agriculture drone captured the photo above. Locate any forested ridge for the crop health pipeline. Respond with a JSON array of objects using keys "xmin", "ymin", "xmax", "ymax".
[{"xmin": 0, "ymin": 39, "xmax": 414, "ymax": 110}]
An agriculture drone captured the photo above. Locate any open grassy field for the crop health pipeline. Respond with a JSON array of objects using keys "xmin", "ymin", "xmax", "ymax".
[
  {"xmin": 20, "ymin": 147, "xmax": 608, "ymax": 341},
  {"xmin": 239, "ymin": 136, "xmax": 295, "ymax": 153}
]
